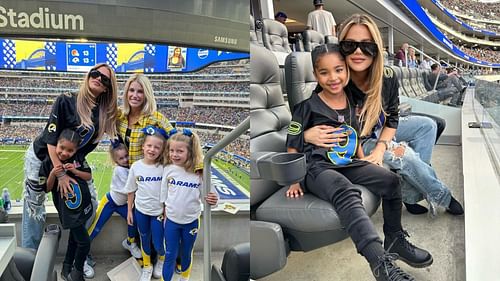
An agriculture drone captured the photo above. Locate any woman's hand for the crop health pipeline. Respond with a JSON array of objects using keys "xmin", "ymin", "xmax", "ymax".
[
  {"xmin": 57, "ymin": 174, "xmax": 76, "ymax": 199},
  {"xmin": 205, "ymin": 192, "xmax": 218, "ymax": 206},
  {"xmin": 286, "ymin": 183, "xmax": 304, "ymax": 198},
  {"xmin": 304, "ymin": 125, "xmax": 347, "ymax": 148},
  {"xmin": 361, "ymin": 147, "xmax": 385, "ymax": 166}
]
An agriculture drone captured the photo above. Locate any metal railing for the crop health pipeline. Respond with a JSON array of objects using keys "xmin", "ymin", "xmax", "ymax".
[{"xmin": 202, "ymin": 116, "xmax": 250, "ymax": 281}]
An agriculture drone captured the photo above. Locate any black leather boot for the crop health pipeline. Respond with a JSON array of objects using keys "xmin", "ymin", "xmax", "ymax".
[
  {"xmin": 67, "ymin": 268, "xmax": 85, "ymax": 281},
  {"xmin": 371, "ymin": 253, "xmax": 415, "ymax": 281},
  {"xmin": 384, "ymin": 230, "xmax": 433, "ymax": 268},
  {"xmin": 61, "ymin": 263, "xmax": 73, "ymax": 281}
]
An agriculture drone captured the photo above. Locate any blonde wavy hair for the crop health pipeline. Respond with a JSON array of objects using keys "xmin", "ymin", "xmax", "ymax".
[
  {"xmin": 77, "ymin": 63, "xmax": 118, "ymax": 140},
  {"xmin": 164, "ymin": 130, "xmax": 204, "ymax": 173},
  {"xmin": 121, "ymin": 73, "xmax": 157, "ymax": 117},
  {"xmin": 338, "ymin": 14, "xmax": 385, "ymax": 137}
]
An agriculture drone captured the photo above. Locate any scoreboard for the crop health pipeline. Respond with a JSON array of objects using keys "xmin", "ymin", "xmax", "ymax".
[{"xmin": 0, "ymin": 38, "xmax": 249, "ymax": 73}]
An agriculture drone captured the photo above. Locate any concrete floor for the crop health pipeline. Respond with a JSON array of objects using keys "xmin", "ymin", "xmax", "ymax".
[
  {"xmin": 54, "ymin": 252, "xmax": 224, "ymax": 281},
  {"xmin": 259, "ymin": 145, "xmax": 466, "ymax": 281}
]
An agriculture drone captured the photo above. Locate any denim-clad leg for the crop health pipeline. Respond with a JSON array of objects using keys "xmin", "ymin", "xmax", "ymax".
[
  {"xmin": 363, "ymin": 139, "xmax": 451, "ymax": 213},
  {"xmin": 22, "ymin": 144, "xmax": 46, "ymax": 249},
  {"xmin": 395, "ymin": 115, "xmax": 437, "ymax": 164}
]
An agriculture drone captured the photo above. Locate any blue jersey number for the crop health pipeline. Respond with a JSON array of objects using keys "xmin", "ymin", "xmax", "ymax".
[
  {"xmin": 65, "ymin": 182, "xmax": 82, "ymax": 209},
  {"xmin": 327, "ymin": 124, "xmax": 358, "ymax": 165}
]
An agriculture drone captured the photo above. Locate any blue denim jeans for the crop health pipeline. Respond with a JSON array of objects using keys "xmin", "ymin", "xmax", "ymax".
[
  {"xmin": 362, "ymin": 139, "xmax": 451, "ymax": 215},
  {"xmin": 22, "ymin": 144, "xmax": 46, "ymax": 249},
  {"xmin": 395, "ymin": 115, "xmax": 437, "ymax": 164}
]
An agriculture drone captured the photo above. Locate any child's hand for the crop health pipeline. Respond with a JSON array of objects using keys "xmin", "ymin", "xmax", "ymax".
[
  {"xmin": 127, "ymin": 210, "xmax": 134, "ymax": 226},
  {"xmin": 205, "ymin": 192, "xmax": 218, "ymax": 205},
  {"xmin": 286, "ymin": 183, "xmax": 304, "ymax": 198},
  {"xmin": 63, "ymin": 163, "xmax": 76, "ymax": 172}
]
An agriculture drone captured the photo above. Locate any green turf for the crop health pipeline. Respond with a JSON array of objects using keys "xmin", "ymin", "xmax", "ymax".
[
  {"xmin": 0, "ymin": 145, "xmax": 250, "ymax": 201},
  {"xmin": 213, "ymin": 158, "xmax": 250, "ymax": 192}
]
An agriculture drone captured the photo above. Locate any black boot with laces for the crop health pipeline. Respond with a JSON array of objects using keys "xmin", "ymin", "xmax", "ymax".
[
  {"xmin": 384, "ymin": 230, "xmax": 433, "ymax": 268},
  {"xmin": 371, "ymin": 253, "xmax": 415, "ymax": 281}
]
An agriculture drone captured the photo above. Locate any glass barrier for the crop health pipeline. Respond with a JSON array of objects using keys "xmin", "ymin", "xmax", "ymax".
[{"xmin": 471, "ymin": 79, "xmax": 500, "ymax": 173}]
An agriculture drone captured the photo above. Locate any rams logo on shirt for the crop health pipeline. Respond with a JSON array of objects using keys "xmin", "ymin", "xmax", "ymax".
[
  {"xmin": 189, "ymin": 228, "xmax": 199, "ymax": 236},
  {"xmin": 47, "ymin": 123, "xmax": 57, "ymax": 133},
  {"xmin": 136, "ymin": 175, "xmax": 162, "ymax": 182},
  {"xmin": 168, "ymin": 178, "xmax": 201, "ymax": 189}
]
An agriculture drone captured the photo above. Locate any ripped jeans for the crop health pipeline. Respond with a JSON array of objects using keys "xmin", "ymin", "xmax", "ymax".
[
  {"xmin": 22, "ymin": 144, "xmax": 46, "ymax": 249},
  {"xmin": 362, "ymin": 139, "xmax": 451, "ymax": 216}
]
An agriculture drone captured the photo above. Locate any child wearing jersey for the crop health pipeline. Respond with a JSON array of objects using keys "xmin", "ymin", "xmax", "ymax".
[
  {"xmin": 41, "ymin": 129, "xmax": 93, "ymax": 281},
  {"xmin": 87, "ymin": 143, "xmax": 141, "ymax": 258},
  {"xmin": 286, "ymin": 44, "xmax": 420, "ymax": 281},
  {"xmin": 161, "ymin": 129, "xmax": 218, "ymax": 281},
  {"xmin": 125, "ymin": 126, "xmax": 168, "ymax": 281}
]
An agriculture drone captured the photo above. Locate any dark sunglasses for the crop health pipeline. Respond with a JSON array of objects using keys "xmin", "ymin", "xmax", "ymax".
[
  {"xmin": 89, "ymin": 69, "xmax": 111, "ymax": 89},
  {"xmin": 339, "ymin": 40, "xmax": 378, "ymax": 57}
]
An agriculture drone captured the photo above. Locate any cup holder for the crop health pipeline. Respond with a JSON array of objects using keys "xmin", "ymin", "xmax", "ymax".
[{"xmin": 252, "ymin": 152, "xmax": 306, "ymax": 186}]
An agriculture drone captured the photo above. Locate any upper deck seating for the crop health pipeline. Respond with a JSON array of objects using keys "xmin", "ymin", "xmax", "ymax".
[{"xmin": 302, "ymin": 30, "xmax": 325, "ymax": 52}]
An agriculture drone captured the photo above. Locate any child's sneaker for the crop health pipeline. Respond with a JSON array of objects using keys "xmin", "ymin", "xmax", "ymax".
[
  {"xmin": 153, "ymin": 259, "xmax": 164, "ymax": 279},
  {"xmin": 83, "ymin": 260, "xmax": 95, "ymax": 279},
  {"xmin": 140, "ymin": 266, "xmax": 153, "ymax": 281},
  {"xmin": 122, "ymin": 238, "xmax": 142, "ymax": 258}
]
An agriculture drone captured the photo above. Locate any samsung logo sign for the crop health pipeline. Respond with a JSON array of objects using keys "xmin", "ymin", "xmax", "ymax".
[{"xmin": 0, "ymin": 6, "xmax": 84, "ymax": 31}]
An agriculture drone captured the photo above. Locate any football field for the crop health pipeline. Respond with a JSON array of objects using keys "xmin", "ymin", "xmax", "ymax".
[{"xmin": 0, "ymin": 145, "xmax": 249, "ymax": 201}]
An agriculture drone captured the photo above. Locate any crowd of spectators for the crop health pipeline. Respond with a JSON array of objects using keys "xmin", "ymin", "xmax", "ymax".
[
  {"xmin": 163, "ymin": 106, "xmax": 248, "ymax": 127},
  {"xmin": 459, "ymin": 45, "xmax": 500, "ymax": 63},
  {"xmin": 440, "ymin": 0, "xmax": 500, "ymax": 20}
]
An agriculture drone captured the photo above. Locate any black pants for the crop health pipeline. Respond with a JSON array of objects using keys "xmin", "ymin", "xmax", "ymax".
[
  {"xmin": 64, "ymin": 224, "xmax": 91, "ymax": 272},
  {"xmin": 306, "ymin": 163, "xmax": 402, "ymax": 253}
]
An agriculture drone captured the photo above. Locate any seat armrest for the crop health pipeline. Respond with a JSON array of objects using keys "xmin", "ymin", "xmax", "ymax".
[
  {"xmin": 251, "ymin": 152, "xmax": 306, "ymax": 186},
  {"xmin": 250, "ymin": 221, "xmax": 287, "ymax": 279},
  {"xmin": 30, "ymin": 224, "xmax": 61, "ymax": 281}
]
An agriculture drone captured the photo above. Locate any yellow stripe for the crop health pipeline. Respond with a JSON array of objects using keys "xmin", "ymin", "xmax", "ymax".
[{"xmin": 87, "ymin": 194, "xmax": 109, "ymax": 236}]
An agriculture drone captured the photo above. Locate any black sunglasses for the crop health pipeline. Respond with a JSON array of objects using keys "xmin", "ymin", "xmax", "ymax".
[
  {"xmin": 89, "ymin": 69, "xmax": 111, "ymax": 89},
  {"xmin": 339, "ymin": 40, "xmax": 378, "ymax": 57}
]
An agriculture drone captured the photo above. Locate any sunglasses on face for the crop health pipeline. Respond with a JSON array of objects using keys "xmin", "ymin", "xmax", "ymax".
[
  {"xmin": 339, "ymin": 40, "xmax": 378, "ymax": 57},
  {"xmin": 89, "ymin": 69, "xmax": 111, "ymax": 89}
]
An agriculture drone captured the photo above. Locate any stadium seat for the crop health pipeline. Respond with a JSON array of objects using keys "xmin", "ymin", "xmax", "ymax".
[
  {"xmin": 401, "ymin": 67, "xmax": 417, "ymax": 98},
  {"xmin": 302, "ymin": 30, "xmax": 324, "ymax": 52},
  {"xmin": 324, "ymin": 35, "xmax": 338, "ymax": 44},
  {"xmin": 0, "ymin": 224, "xmax": 61, "ymax": 281},
  {"xmin": 261, "ymin": 19, "xmax": 292, "ymax": 53},
  {"xmin": 211, "ymin": 243, "xmax": 250, "ymax": 281}
]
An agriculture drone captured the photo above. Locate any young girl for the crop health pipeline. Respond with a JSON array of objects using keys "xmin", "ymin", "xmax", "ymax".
[
  {"xmin": 87, "ymin": 143, "xmax": 141, "ymax": 259},
  {"xmin": 161, "ymin": 128, "xmax": 218, "ymax": 281},
  {"xmin": 286, "ymin": 44, "xmax": 417, "ymax": 281},
  {"xmin": 41, "ymin": 129, "xmax": 93, "ymax": 281},
  {"xmin": 125, "ymin": 126, "xmax": 168, "ymax": 281}
]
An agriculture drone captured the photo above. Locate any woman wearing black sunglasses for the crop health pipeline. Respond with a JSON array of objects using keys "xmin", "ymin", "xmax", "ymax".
[
  {"xmin": 303, "ymin": 14, "xmax": 448, "ymax": 280},
  {"xmin": 21, "ymin": 63, "xmax": 118, "ymax": 280}
]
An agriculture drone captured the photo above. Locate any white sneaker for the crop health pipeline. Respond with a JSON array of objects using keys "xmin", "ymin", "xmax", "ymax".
[
  {"xmin": 122, "ymin": 239, "xmax": 142, "ymax": 259},
  {"xmin": 153, "ymin": 259, "xmax": 164, "ymax": 279},
  {"xmin": 140, "ymin": 266, "xmax": 153, "ymax": 281},
  {"xmin": 83, "ymin": 260, "xmax": 95, "ymax": 279}
]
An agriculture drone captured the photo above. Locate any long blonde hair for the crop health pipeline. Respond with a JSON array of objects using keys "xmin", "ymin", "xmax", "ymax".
[
  {"xmin": 338, "ymin": 14, "xmax": 385, "ymax": 137},
  {"xmin": 164, "ymin": 130, "xmax": 203, "ymax": 173},
  {"xmin": 121, "ymin": 73, "xmax": 157, "ymax": 116},
  {"xmin": 77, "ymin": 63, "xmax": 118, "ymax": 140}
]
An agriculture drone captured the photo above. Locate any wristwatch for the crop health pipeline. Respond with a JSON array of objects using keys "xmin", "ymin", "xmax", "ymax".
[{"xmin": 377, "ymin": 140, "xmax": 391, "ymax": 150}]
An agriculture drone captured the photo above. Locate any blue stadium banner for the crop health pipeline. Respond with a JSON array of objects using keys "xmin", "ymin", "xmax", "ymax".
[
  {"xmin": 0, "ymin": 38, "xmax": 249, "ymax": 73},
  {"xmin": 400, "ymin": 0, "xmax": 500, "ymax": 67}
]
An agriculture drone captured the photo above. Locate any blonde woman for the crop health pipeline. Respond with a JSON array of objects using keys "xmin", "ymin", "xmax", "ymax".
[
  {"xmin": 22, "ymin": 63, "xmax": 118, "ymax": 254},
  {"xmin": 303, "ymin": 14, "xmax": 436, "ymax": 280},
  {"xmin": 117, "ymin": 73, "xmax": 173, "ymax": 166}
]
